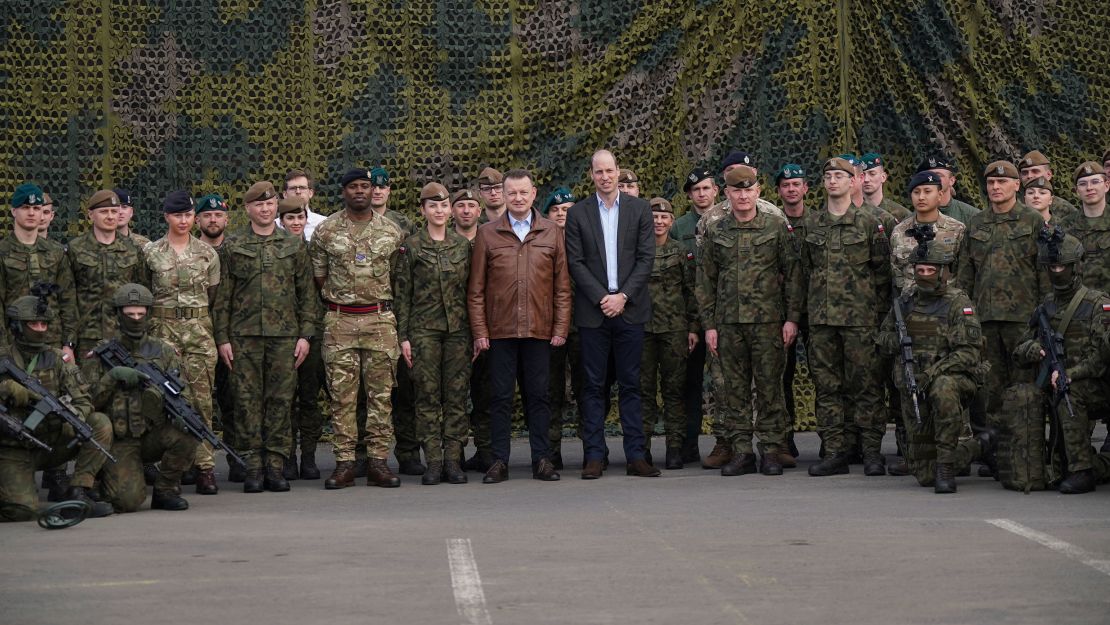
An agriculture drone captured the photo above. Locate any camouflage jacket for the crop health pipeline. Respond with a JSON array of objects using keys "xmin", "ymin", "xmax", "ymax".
[
  {"xmin": 1013, "ymin": 286, "xmax": 1110, "ymax": 381},
  {"xmin": 0, "ymin": 346, "xmax": 94, "ymax": 449},
  {"xmin": 939, "ymin": 197, "xmax": 980, "ymax": 225},
  {"xmin": 66, "ymin": 231, "xmax": 150, "ymax": 347},
  {"xmin": 955, "ymin": 203, "xmax": 1048, "ymax": 323},
  {"xmin": 695, "ymin": 198, "xmax": 786, "ymax": 249},
  {"xmin": 860, "ymin": 200, "xmax": 899, "ymax": 240},
  {"xmin": 0, "ymin": 235, "xmax": 78, "ymax": 347},
  {"xmin": 670, "ymin": 209, "xmax": 700, "ymax": 259},
  {"xmin": 877, "ymin": 287, "xmax": 983, "ymax": 387},
  {"xmin": 1049, "ymin": 196, "xmax": 1078, "ymax": 224},
  {"xmin": 1058, "ymin": 209, "xmax": 1110, "ymax": 293},
  {"xmin": 646, "ymin": 237, "xmax": 698, "ymax": 334},
  {"xmin": 84, "ymin": 335, "xmax": 191, "ymax": 439},
  {"xmin": 380, "ymin": 209, "xmax": 417, "ymax": 237},
  {"xmin": 213, "ymin": 227, "xmax": 317, "ymax": 343},
  {"xmin": 698, "ymin": 211, "xmax": 803, "ymax": 328},
  {"xmin": 144, "ymin": 237, "xmax": 220, "ymax": 309},
  {"xmin": 890, "ymin": 213, "xmax": 965, "ymax": 295},
  {"xmin": 309, "ymin": 210, "xmax": 403, "ymax": 306},
  {"xmin": 392, "ymin": 228, "xmax": 471, "ymax": 342},
  {"xmin": 798, "ymin": 203, "xmax": 891, "ymax": 327},
  {"xmin": 878, "ymin": 196, "xmax": 911, "ymax": 221}
]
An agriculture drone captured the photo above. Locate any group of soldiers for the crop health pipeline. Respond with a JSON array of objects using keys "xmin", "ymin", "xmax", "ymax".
[{"xmin": 2, "ymin": 145, "xmax": 1110, "ymax": 523}]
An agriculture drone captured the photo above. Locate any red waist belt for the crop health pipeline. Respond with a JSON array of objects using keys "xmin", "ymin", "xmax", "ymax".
[{"xmin": 327, "ymin": 301, "xmax": 392, "ymax": 314}]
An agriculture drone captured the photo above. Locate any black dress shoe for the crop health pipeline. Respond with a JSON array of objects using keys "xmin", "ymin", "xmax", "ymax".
[
  {"xmin": 398, "ymin": 458, "xmax": 426, "ymax": 476},
  {"xmin": 808, "ymin": 453, "xmax": 850, "ymax": 476},
  {"xmin": 532, "ymin": 458, "xmax": 560, "ymax": 481},
  {"xmin": 721, "ymin": 453, "xmax": 757, "ymax": 476},
  {"xmin": 664, "ymin": 447, "xmax": 683, "ymax": 470},
  {"xmin": 581, "ymin": 459, "xmax": 603, "ymax": 480},
  {"xmin": 626, "ymin": 458, "xmax": 661, "ymax": 477},
  {"xmin": 482, "ymin": 460, "xmax": 508, "ymax": 484}
]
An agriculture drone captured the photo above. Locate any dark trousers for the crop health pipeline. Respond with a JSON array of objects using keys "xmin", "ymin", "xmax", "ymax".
[
  {"xmin": 488, "ymin": 338, "xmax": 552, "ymax": 464},
  {"xmin": 579, "ymin": 317, "xmax": 647, "ymax": 462},
  {"xmin": 683, "ymin": 335, "xmax": 706, "ymax": 446}
]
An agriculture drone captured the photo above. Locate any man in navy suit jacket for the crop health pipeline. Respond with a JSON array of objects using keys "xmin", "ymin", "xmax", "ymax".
[{"xmin": 564, "ymin": 150, "xmax": 659, "ymax": 478}]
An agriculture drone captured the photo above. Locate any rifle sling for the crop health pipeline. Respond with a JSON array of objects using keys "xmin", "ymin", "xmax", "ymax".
[{"xmin": 1056, "ymin": 286, "xmax": 1088, "ymax": 338}]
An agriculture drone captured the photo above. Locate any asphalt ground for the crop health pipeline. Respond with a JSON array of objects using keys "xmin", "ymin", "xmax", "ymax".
[{"xmin": 2, "ymin": 428, "xmax": 1108, "ymax": 625}]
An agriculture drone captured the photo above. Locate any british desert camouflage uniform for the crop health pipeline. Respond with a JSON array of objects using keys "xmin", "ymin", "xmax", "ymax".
[{"xmin": 890, "ymin": 213, "xmax": 966, "ymax": 296}]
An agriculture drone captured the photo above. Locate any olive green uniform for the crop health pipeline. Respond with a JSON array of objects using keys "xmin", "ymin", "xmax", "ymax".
[
  {"xmin": 1059, "ymin": 209, "xmax": 1110, "ymax": 292},
  {"xmin": 0, "ymin": 236, "xmax": 77, "ymax": 348},
  {"xmin": 939, "ymin": 197, "xmax": 980, "ymax": 225},
  {"xmin": 66, "ymin": 232, "xmax": 151, "ymax": 354}
]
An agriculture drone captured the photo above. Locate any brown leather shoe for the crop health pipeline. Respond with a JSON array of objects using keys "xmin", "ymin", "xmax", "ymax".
[
  {"xmin": 367, "ymin": 458, "xmax": 401, "ymax": 488},
  {"xmin": 532, "ymin": 458, "xmax": 560, "ymax": 481},
  {"xmin": 195, "ymin": 468, "xmax": 218, "ymax": 495},
  {"xmin": 626, "ymin": 458, "xmax": 661, "ymax": 477},
  {"xmin": 482, "ymin": 460, "xmax": 508, "ymax": 484},
  {"xmin": 702, "ymin": 439, "xmax": 733, "ymax": 469},
  {"xmin": 325, "ymin": 460, "xmax": 356, "ymax": 489},
  {"xmin": 581, "ymin": 459, "xmax": 603, "ymax": 480}
]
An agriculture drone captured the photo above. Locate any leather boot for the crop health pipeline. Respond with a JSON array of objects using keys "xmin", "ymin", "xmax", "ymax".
[
  {"xmin": 778, "ymin": 449, "xmax": 798, "ymax": 469},
  {"xmin": 42, "ymin": 469, "xmax": 70, "ymax": 503},
  {"xmin": 227, "ymin": 456, "xmax": 246, "ymax": 483},
  {"xmin": 325, "ymin": 460, "xmax": 356, "ymax": 490},
  {"xmin": 195, "ymin": 468, "xmax": 218, "ymax": 495},
  {"xmin": 422, "ymin": 461, "xmax": 443, "ymax": 485},
  {"xmin": 282, "ymin": 453, "xmax": 299, "ymax": 481},
  {"xmin": 888, "ymin": 459, "xmax": 911, "ymax": 476},
  {"xmin": 397, "ymin": 456, "xmax": 426, "ymax": 476},
  {"xmin": 808, "ymin": 453, "xmax": 850, "ymax": 476},
  {"xmin": 702, "ymin": 438, "xmax": 733, "ymax": 469},
  {"xmin": 1058, "ymin": 469, "xmax": 1096, "ymax": 494},
  {"xmin": 299, "ymin": 445, "xmax": 321, "ymax": 480},
  {"xmin": 353, "ymin": 456, "xmax": 369, "ymax": 478},
  {"xmin": 368, "ymin": 458, "xmax": 401, "ymax": 487},
  {"xmin": 65, "ymin": 486, "xmax": 114, "ymax": 518},
  {"xmin": 664, "ymin": 447, "xmax": 683, "ymax": 470},
  {"xmin": 142, "ymin": 463, "xmax": 159, "ymax": 486},
  {"xmin": 720, "ymin": 452, "xmax": 757, "ymax": 476},
  {"xmin": 264, "ymin": 456, "xmax": 291, "ymax": 492},
  {"xmin": 443, "ymin": 458, "xmax": 468, "ymax": 484},
  {"xmin": 243, "ymin": 467, "xmax": 264, "ymax": 493},
  {"xmin": 643, "ymin": 449, "xmax": 654, "ymax": 467},
  {"xmin": 151, "ymin": 490, "xmax": 189, "ymax": 511},
  {"xmin": 934, "ymin": 463, "xmax": 957, "ymax": 494},
  {"xmin": 180, "ymin": 467, "xmax": 197, "ymax": 486},
  {"xmin": 760, "ymin": 451, "xmax": 784, "ymax": 476},
  {"xmin": 863, "ymin": 452, "xmax": 887, "ymax": 476}
]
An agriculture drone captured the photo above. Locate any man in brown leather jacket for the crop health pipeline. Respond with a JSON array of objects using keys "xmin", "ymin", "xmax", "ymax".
[{"xmin": 467, "ymin": 169, "xmax": 572, "ymax": 484}]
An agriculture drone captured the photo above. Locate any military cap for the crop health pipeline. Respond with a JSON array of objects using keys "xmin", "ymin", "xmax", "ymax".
[
  {"xmin": 112, "ymin": 283, "xmax": 154, "ymax": 308},
  {"xmin": 277, "ymin": 195, "xmax": 307, "ymax": 216},
  {"xmin": 823, "ymin": 157, "xmax": 855, "ymax": 176},
  {"xmin": 775, "ymin": 163, "xmax": 805, "ymax": 184},
  {"xmin": 112, "ymin": 188, "xmax": 132, "ymax": 205},
  {"xmin": 837, "ymin": 153, "xmax": 860, "ymax": 167},
  {"xmin": 984, "ymin": 160, "xmax": 1020, "ymax": 179},
  {"xmin": 419, "ymin": 182, "xmax": 449, "ymax": 202},
  {"xmin": 1036, "ymin": 226, "xmax": 1084, "ymax": 265},
  {"xmin": 85, "ymin": 189, "xmax": 120, "ymax": 212},
  {"xmin": 1024, "ymin": 176, "xmax": 1053, "ymax": 193},
  {"xmin": 339, "ymin": 168, "xmax": 373, "ymax": 187},
  {"xmin": 1019, "ymin": 150, "xmax": 1051, "ymax": 170},
  {"xmin": 916, "ymin": 155, "xmax": 957, "ymax": 174},
  {"xmin": 649, "ymin": 197, "xmax": 673, "ymax": 214},
  {"xmin": 451, "ymin": 188, "xmax": 480, "ymax": 205},
  {"xmin": 244, "ymin": 181, "xmax": 277, "ymax": 204},
  {"xmin": 907, "ymin": 171, "xmax": 942, "ymax": 192},
  {"xmin": 861, "ymin": 153, "xmax": 884, "ymax": 170},
  {"xmin": 369, "ymin": 166, "xmax": 390, "ymax": 187},
  {"xmin": 477, "ymin": 167, "xmax": 503, "ymax": 185},
  {"xmin": 618, "ymin": 169, "xmax": 638, "ymax": 184},
  {"xmin": 162, "ymin": 190, "xmax": 194, "ymax": 214},
  {"xmin": 196, "ymin": 193, "xmax": 228, "ymax": 214},
  {"xmin": 542, "ymin": 187, "xmax": 575, "ymax": 213},
  {"xmin": 683, "ymin": 167, "xmax": 714, "ymax": 191},
  {"xmin": 724, "ymin": 165, "xmax": 758, "ymax": 188},
  {"xmin": 720, "ymin": 150, "xmax": 755, "ymax": 172},
  {"xmin": 10, "ymin": 182, "xmax": 45, "ymax": 208},
  {"xmin": 1073, "ymin": 161, "xmax": 1105, "ymax": 182}
]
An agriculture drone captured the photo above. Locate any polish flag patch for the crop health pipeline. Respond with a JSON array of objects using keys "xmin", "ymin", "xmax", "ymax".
[
  {"xmin": 962, "ymin": 307, "xmax": 975, "ymax": 315},
  {"xmin": 1102, "ymin": 304, "xmax": 1110, "ymax": 312}
]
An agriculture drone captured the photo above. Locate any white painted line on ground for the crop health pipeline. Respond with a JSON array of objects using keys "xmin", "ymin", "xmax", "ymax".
[
  {"xmin": 447, "ymin": 538, "xmax": 493, "ymax": 625},
  {"xmin": 986, "ymin": 518, "xmax": 1110, "ymax": 576}
]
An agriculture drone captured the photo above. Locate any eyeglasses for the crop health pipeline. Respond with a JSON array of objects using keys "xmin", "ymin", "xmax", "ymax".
[
  {"xmin": 479, "ymin": 185, "xmax": 501, "ymax": 193},
  {"xmin": 1077, "ymin": 178, "xmax": 1106, "ymax": 189},
  {"xmin": 286, "ymin": 185, "xmax": 310, "ymax": 193}
]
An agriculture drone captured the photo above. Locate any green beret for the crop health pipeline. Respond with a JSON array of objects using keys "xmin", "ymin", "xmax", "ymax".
[
  {"xmin": 195, "ymin": 194, "xmax": 228, "ymax": 214},
  {"xmin": 775, "ymin": 163, "xmax": 806, "ymax": 184},
  {"xmin": 369, "ymin": 167, "xmax": 390, "ymax": 187},
  {"xmin": 543, "ymin": 187, "xmax": 575, "ymax": 213},
  {"xmin": 861, "ymin": 153, "xmax": 884, "ymax": 171},
  {"xmin": 836, "ymin": 153, "xmax": 860, "ymax": 167},
  {"xmin": 11, "ymin": 182, "xmax": 45, "ymax": 208}
]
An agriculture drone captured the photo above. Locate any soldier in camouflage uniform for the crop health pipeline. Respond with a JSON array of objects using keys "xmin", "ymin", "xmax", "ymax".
[
  {"xmin": 393, "ymin": 183, "xmax": 472, "ymax": 485},
  {"xmin": 1060, "ymin": 162, "xmax": 1110, "ymax": 291},
  {"xmin": 861, "ymin": 153, "xmax": 911, "ymax": 221},
  {"xmin": 309, "ymin": 168, "xmax": 404, "ymax": 489},
  {"xmin": 698, "ymin": 167, "xmax": 802, "ymax": 476},
  {"xmin": 916, "ymin": 157, "xmax": 980, "ymax": 225},
  {"xmin": 113, "ymin": 188, "xmax": 151, "ymax": 248},
  {"xmin": 213, "ymin": 181, "xmax": 316, "ymax": 493},
  {"xmin": 0, "ymin": 296, "xmax": 113, "ymax": 521},
  {"xmin": 801, "ymin": 158, "xmax": 892, "ymax": 477},
  {"xmin": 143, "ymin": 190, "xmax": 222, "ymax": 495},
  {"xmin": 876, "ymin": 241, "xmax": 991, "ymax": 493},
  {"xmin": 85, "ymin": 284, "xmax": 198, "ymax": 512},
  {"xmin": 640, "ymin": 197, "xmax": 698, "ymax": 469},
  {"xmin": 840, "ymin": 153, "xmax": 900, "ymax": 237},
  {"xmin": 956, "ymin": 161, "xmax": 1047, "ymax": 438},
  {"xmin": 542, "ymin": 188, "xmax": 575, "ymax": 468},
  {"xmin": 37, "ymin": 191, "xmax": 55, "ymax": 237},
  {"xmin": 618, "ymin": 169, "xmax": 640, "ymax": 197},
  {"xmin": 776, "ymin": 164, "xmax": 808, "ymax": 465},
  {"xmin": 1023, "ymin": 177, "xmax": 1059, "ymax": 225},
  {"xmin": 1018, "ymin": 150, "xmax": 1078, "ymax": 223},
  {"xmin": 1012, "ymin": 228, "xmax": 1110, "ymax": 493},
  {"xmin": 890, "ymin": 172, "xmax": 966, "ymax": 296},
  {"xmin": 67, "ymin": 190, "xmax": 151, "ymax": 356},
  {"xmin": 476, "ymin": 167, "xmax": 506, "ymax": 225}
]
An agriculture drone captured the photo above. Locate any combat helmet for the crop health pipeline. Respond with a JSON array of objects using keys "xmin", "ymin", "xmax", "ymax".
[
  {"xmin": 112, "ymin": 283, "xmax": 154, "ymax": 308},
  {"xmin": 1036, "ymin": 226, "xmax": 1084, "ymax": 266}
]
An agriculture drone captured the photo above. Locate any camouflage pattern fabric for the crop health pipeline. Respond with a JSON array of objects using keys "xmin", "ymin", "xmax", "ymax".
[
  {"xmin": 878, "ymin": 197, "xmax": 911, "ymax": 222},
  {"xmin": 956, "ymin": 202, "xmax": 1048, "ymax": 323},
  {"xmin": 66, "ymin": 231, "xmax": 151, "ymax": 353},
  {"xmin": 708, "ymin": 323, "xmax": 787, "ymax": 455},
  {"xmin": 798, "ymin": 204, "xmax": 891, "ymax": 326},
  {"xmin": 694, "ymin": 199, "xmax": 785, "ymax": 249},
  {"xmin": 1059, "ymin": 210, "xmax": 1110, "ymax": 292},
  {"xmin": 939, "ymin": 199, "xmax": 981, "ymax": 226},
  {"xmin": 890, "ymin": 214, "xmax": 965, "ymax": 295},
  {"xmin": 0, "ymin": 235, "xmax": 77, "ymax": 347}
]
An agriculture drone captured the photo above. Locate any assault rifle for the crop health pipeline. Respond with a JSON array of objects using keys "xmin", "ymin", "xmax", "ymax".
[
  {"xmin": 0, "ymin": 357, "xmax": 116, "ymax": 462},
  {"xmin": 0, "ymin": 402, "xmax": 53, "ymax": 452},
  {"xmin": 1032, "ymin": 304, "xmax": 1074, "ymax": 476},
  {"xmin": 892, "ymin": 296, "xmax": 923, "ymax": 427},
  {"xmin": 92, "ymin": 339, "xmax": 245, "ymax": 467}
]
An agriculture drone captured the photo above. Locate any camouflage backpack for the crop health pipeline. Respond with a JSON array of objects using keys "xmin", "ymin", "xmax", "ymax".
[{"xmin": 995, "ymin": 383, "xmax": 1048, "ymax": 493}]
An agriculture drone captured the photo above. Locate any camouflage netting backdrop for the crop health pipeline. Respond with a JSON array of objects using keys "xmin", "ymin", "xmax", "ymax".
[{"xmin": 1, "ymin": 1, "xmax": 1107, "ymax": 239}]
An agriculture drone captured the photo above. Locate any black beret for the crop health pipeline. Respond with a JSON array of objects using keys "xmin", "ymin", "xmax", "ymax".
[
  {"xmin": 720, "ymin": 151, "xmax": 755, "ymax": 172},
  {"xmin": 916, "ymin": 156, "xmax": 957, "ymax": 174},
  {"xmin": 162, "ymin": 189, "xmax": 194, "ymax": 214},
  {"xmin": 683, "ymin": 167, "xmax": 714, "ymax": 192},
  {"xmin": 339, "ymin": 168, "xmax": 373, "ymax": 187},
  {"xmin": 907, "ymin": 171, "xmax": 943, "ymax": 193},
  {"xmin": 112, "ymin": 187, "xmax": 132, "ymax": 205}
]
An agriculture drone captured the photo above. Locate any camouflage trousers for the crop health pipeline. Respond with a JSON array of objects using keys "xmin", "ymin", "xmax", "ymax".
[
  {"xmin": 409, "ymin": 328, "xmax": 471, "ymax": 463},
  {"xmin": 290, "ymin": 335, "xmax": 327, "ymax": 456},
  {"xmin": 901, "ymin": 374, "xmax": 981, "ymax": 487},
  {"xmin": 323, "ymin": 310, "xmax": 398, "ymax": 461},
  {"xmin": 468, "ymin": 350, "xmax": 492, "ymax": 455},
  {"xmin": 809, "ymin": 324, "xmax": 884, "ymax": 456},
  {"xmin": 978, "ymin": 321, "xmax": 1032, "ymax": 430},
  {"xmin": 0, "ymin": 412, "xmax": 112, "ymax": 521},
  {"xmin": 100, "ymin": 424, "xmax": 197, "ymax": 513},
  {"xmin": 151, "ymin": 317, "xmax": 218, "ymax": 470},
  {"xmin": 1062, "ymin": 378, "xmax": 1110, "ymax": 478},
  {"xmin": 229, "ymin": 336, "xmax": 297, "ymax": 468},
  {"xmin": 641, "ymin": 330, "xmax": 689, "ymax": 450},
  {"xmin": 709, "ymin": 323, "xmax": 787, "ymax": 455}
]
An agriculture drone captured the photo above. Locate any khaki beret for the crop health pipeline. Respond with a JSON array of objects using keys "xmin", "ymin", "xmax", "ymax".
[
  {"xmin": 244, "ymin": 181, "xmax": 277, "ymax": 204},
  {"xmin": 278, "ymin": 196, "xmax": 307, "ymax": 216},
  {"xmin": 85, "ymin": 189, "xmax": 120, "ymax": 212},
  {"xmin": 1024, "ymin": 176, "xmax": 1053, "ymax": 193},
  {"xmin": 724, "ymin": 165, "xmax": 758, "ymax": 188},
  {"xmin": 451, "ymin": 188, "xmax": 480, "ymax": 205},
  {"xmin": 43, "ymin": 192, "xmax": 53, "ymax": 205},
  {"xmin": 1074, "ymin": 161, "xmax": 1106, "ymax": 182},
  {"xmin": 649, "ymin": 197, "xmax": 673, "ymax": 214},
  {"xmin": 619, "ymin": 169, "xmax": 638, "ymax": 184},
  {"xmin": 984, "ymin": 161, "xmax": 1020, "ymax": 179},
  {"xmin": 420, "ymin": 182, "xmax": 449, "ymax": 202},
  {"xmin": 477, "ymin": 167, "xmax": 503, "ymax": 185},
  {"xmin": 823, "ymin": 157, "xmax": 855, "ymax": 176},
  {"xmin": 1018, "ymin": 150, "xmax": 1050, "ymax": 170}
]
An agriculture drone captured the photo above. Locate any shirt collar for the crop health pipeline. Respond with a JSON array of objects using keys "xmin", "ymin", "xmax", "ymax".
[
  {"xmin": 509, "ymin": 210, "xmax": 533, "ymax": 228},
  {"xmin": 597, "ymin": 191, "xmax": 621, "ymax": 211}
]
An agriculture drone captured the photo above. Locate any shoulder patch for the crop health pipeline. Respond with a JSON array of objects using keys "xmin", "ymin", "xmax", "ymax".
[
  {"xmin": 962, "ymin": 307, "xmax": 975, "ymax": 315},
  {"xmin": 398, "ymin": 246, "xmax": 407, "ymax": 255},
  {"xmin": 686, "ymin": 251, "xmax": 695, "ymax": 261},
  {"xmin": 1102, "ymin": 303, "xmax": 1110, "ymax": 312}
]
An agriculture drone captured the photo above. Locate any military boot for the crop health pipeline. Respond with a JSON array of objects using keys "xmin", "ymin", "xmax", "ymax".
[
  {"xmin": 977, "ymin": 429, "xmax": 998, "ymax": 477},
  {"xmin": 151, "ymin": 490, "xmax": 189, "ymax": 511},
  {"xmin": 42, "ymin": 468, "xmax": 70, "ymax": 503},
  {"xmin": 443, "ymin": 458, "xmax": 468, "ymax": 484},
  {"xmin": 863, "ymin": 452, "xmax": 887, "ymax": 476},
  {"xmin": 243, "ymin": 463, "xmax": 264, "ymax": 493},
  {"xmin": 422, "ymin": 461, "xmax": 443, "ymax": 485},
  {"xmin": 720, "ymin": 452, "xmax": 757, "ymax": 476},
  {"xmin": 808, "ymin": 453, "xmax": 850, "ymax": 476},
  {"xmin": 760, "ymin": 451, "xmax": 784, "ymax": 476},
  {"xmin": 353, "ymin": 455, "xmax": 369, "ymax": 478},
  {"xmin": 195, "ymin": 468, "xmax": 218, "ymax": 495},
  {"xmin": 397, "ymin": 455, "xmax": 426, "ymax": 476},
  {"xmin": 264, "ymin": 456, "xmax": 290, "ymax": 492},
  {"xmin": 702, "ymin": 438, "xmax": 733, "ymax": 469},
  {"xmin": 282, "ymin": 453, "xmax": 299, "ymax": 481},
  {"xmin": 664, "ymin": 446, "xmax": 683, "ymax": 470},
  {"xmin": 325, "ymin": 461, "xmax": 356, "ymax": 490},
  {"xmin": 1058, "ymin": 469, "xmax": 1096, "ymax": 494},
  {"xmin": 227, "ymin": 456, "xmax": 246, "ymax": 483},
  {"xmin": 934, "ymin": 463, "xmax": 957, "ymax": 494},
  {"xmin": 180, "ymin": 466, "xmax": 197, "ymax": 485},
  {"xmin": 64, "ymin": 486, "xmax": 114, "ymax": 518},
  {"xmin": 299, "ymin": 444, "xmax": 321, "ymax": 480},
  {"xmin": 142, "ymin": 463, "xmax": 159, "ymax": 486},
  {"xmin": 888, "ymin": 459, "xmax": 911, "ymax": 476},
  {"xmin": 368, "ymin": 458, "xmax": 401, "ymax": 488}
]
